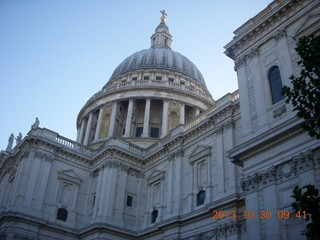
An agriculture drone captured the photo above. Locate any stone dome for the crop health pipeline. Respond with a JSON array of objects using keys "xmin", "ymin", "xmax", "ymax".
[{"xmin": 109, "ymin": 48, "xmax": 206, "ymax": 86}]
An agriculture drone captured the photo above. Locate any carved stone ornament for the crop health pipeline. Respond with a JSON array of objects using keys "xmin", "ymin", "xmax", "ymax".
[
  {"xmin": 234, "ymin": 55, "xmax": 247, "ymax": 70},
  {"xmin": 273, "ymin": 104, "xmax": 287, "ymax": 118},
  {"xmin": 34, "ymin": 150, "xmax": 54, "ymax": 162},
  {"xmin": 182, "ymin": 221, "xmax": 244, "ymax": 239},
  {"xmin": 241, "ymin": 150, "xmax": 319, "ymax": 193},
  {"xmin": 247, "ymin": 47, "xmax": 260, "ymax": 59},
  {"xmin": 273, "ymin": 28, "xmax": 287, "ymax": 41}
]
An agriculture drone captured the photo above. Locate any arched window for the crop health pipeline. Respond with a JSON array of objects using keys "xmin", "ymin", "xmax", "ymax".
[{"xmin": 268, "ymin": 66, "xmax": 284, "ymax": 104}]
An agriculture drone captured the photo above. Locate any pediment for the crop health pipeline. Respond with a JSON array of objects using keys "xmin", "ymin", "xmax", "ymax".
[
  {"xmin": 147, "ymin": 169, "xmax": 165, "ymax": 184},
  {"xmin": 294, "ymin": 12, "xmax": 320, "ymax": 39},
  {"xmin": 58, "ymin": 169, "xmax": 82, "ymax": 184},
  {"xmin": 189, "ymin": 145, "xmax": 211, "ymax": 164}
]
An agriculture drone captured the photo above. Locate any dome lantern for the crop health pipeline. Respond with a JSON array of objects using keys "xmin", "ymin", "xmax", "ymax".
[{"xmin": 151, "ymin": 10, "xmax": 172, "ymax": 49}]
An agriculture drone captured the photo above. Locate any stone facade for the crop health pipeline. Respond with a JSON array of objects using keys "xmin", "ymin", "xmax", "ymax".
[{"xmin": 1, "ymin": 0, "xmax": 320, "ymax": 239}]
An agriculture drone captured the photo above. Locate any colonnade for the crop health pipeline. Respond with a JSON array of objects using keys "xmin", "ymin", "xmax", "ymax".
[{"xmin": 77, "ymin": 98, "xmax": 201, "ymax": 146}]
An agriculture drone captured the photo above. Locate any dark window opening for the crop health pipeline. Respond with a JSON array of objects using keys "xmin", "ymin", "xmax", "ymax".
[
  {"xmin": 156, "ymin": 76, "xmax": 162, "ymax": 80},
  {"xmin": 197, "ymin": 190, "xmax": 206, "ymax": 206},
  {"xmin": 56, "ymin": 208, "xmax": 68, "ymax": 222},
  {"xmin": 151, "ymin": 209, "xmax": 158, "ymax": 223},
  {"xmin": 269, "ymin": 66, "xmax": 284, "ymax": 104},
  {"xmin": 92, "ymin": 195, "xmax": 96, "ymax": 207},
  {"xmin": 168, "ymin": 77, "xmax": 174, "ymax": 82},
  {"xmin": 135, "ymin": 127, "xmax": 143, "ymax": 137},
  {"xmin": 132, "ymin": 77, "xmax": 137, "ymax": 81},
  {"xmin": 144, "ymin": 76, "xmax": 149, "ymax": 80},
  {"xmin": 127, "ymin": 195, "xmax": 133, "ymax": 207},
  {"xmin": 150, "ymin": 128, "xmax": 159, "ymax": 138}
]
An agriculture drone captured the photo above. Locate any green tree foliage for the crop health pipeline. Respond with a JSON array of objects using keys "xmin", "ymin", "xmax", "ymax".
[
  {"xmin": 282, "ymin": 35, "xmax": 320, "ymax": 139},
  {"xmin": 291, "ymin": 184, "xmax": 320, "ymax": 240}
]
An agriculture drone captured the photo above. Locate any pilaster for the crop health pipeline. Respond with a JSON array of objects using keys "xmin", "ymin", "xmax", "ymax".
[
  {"xmin": 235, "ymin": 56, "xmax": 252, "ymax": 139},
  {"xmin": 248, "ymin": 48, "xmax": 268, "ymax": 130}
]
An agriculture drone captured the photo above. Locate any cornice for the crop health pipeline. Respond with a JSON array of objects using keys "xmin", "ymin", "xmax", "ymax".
[
  {"xmin": 224, "ymin": 0, "xmax": 302, "ymax": 59},
  {"xmin": 228, "ymin": 116, "xmax": 304, "ymax": 166}
]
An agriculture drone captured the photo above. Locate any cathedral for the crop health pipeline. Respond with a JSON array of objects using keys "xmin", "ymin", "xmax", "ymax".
[{"xmin": 1, "ymin": 0, "xmax": 319, "ymax": 239}]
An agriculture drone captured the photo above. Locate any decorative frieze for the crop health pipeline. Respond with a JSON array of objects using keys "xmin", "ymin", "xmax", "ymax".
[
  {"xmin": 182, "ymin": 220, "xmax": 245, "ymax": 239},
  {"xmin": 241, "ymin": 150, "xmax": 319, "ymax": 193}
]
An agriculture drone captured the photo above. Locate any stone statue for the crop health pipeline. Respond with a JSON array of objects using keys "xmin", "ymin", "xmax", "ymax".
[
  {"xmin": 16, "ymin": 132, "xmax": 22, "ymax": 145},
  {"xmin": 31, "ymin": 117, "xmax": 40, "ymax": 129},
  {"xmin": 6, "ymin": 133, "xmax": 14, "ymax": 151}
]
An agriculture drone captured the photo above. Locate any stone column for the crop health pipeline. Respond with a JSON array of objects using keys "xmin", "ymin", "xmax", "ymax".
[
  {"xmin": 84, "ymin": 112, "xmax": 93, "ymax": 145},
  {"xmin": 161, "ymin": 100, "xmax": 169, "ymax": 137},
  {"xmin": 179, "ymin": 102, "xmax": 185, "ymax": 125},
  {"xmin": 123, "ymin": 99, "xmax": 134, "ymax": 137},
  {"xmin": 78, "ymin": 119, "xmax": 86, "ymax": 144},
  {"xmin": 142, "ymin": 98, "xmax": 151, "ymax": 137},
  {"xmin": 108, "ymin": 101, "xmax": 118, "ymax": 137},
  {"xmin": 94, "ymin": 106, "xmax": 104, "ymax": 141}
]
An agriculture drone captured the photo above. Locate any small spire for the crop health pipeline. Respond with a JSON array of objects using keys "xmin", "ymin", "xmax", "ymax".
[{"xmin": 150, "ymin": 10, "xmax": 172, "ymax": 49}]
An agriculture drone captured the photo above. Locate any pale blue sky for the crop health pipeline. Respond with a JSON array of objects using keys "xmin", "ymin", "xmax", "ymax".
[{"xmin": 0, "ymin": 0, "xmax": 271, "ymax": 150}]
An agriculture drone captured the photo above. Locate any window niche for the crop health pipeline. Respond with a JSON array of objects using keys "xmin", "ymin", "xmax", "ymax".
[
  {"xmin": 55, "ymin": 169, "xmax": 82, "ymax": 220},
  {"xmin": 268, "ymin": 66, "xmax": 285, "ymax": 104},
  {"xmin": 189, "ymin": 145, "xmax": 211, "ymax": 207},
  {"xmin": 147, "ymin": 170, "xmax": 165, "ymax": 224}
]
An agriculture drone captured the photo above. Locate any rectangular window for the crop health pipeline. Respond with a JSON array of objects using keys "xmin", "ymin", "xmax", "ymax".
[
  {"xmin": 151, "ymin": 209, "xmax": 158, "ymax": 223},
  {"xmin": 57, "ymin": 208, "xmax": 68, "ymax": 222},
  {"xmin": 144, "ymin": 75, "xmax": 149, "ymax": 80},
  {"xmin": 168, "ymin": 77, "xmax": 174, "ymax": 82},
  {"xmin": 136, "ymin": 127, "xmax": 143, "ymax": 137},
  {"xmin": 156, "ymin": 76, "xmax": 162, "ymax": 80},
  {"xmin": 132, "ymin": 77, "xmax": 137, "ymax": 81},
  {"xmin": 126, "ymin": 195, "xmax": 133, "ymax": 207},
  {"xmin": 150, "ymin": 127, "xmax": 159, "ymax": 138}
]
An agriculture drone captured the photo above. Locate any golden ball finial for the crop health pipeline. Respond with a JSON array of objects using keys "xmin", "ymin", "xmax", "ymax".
[{"xmin": 160, "ymin": 10, "xmax": 167, "ymax": 23}]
